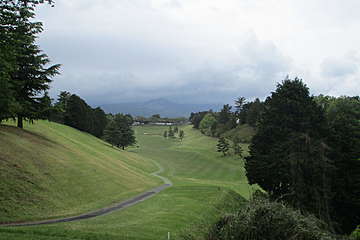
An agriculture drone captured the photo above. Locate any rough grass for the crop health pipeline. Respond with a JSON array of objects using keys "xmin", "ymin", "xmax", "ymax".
[
  {"xmin": 0, "ymin": 124, "xmax": 253, "ymax": 240},
  {"xmin": 221, "ymin": 124, "xmax": 256, "ymax": 143},
  {"xmin": 0, "ymin": 121, "xmax": 161, "ymax": 223}
]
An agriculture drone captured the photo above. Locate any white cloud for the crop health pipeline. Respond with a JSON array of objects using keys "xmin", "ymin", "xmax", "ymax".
[{"xmin": 35, "ymin": 0, "xmax": 360, "ymax": 105}]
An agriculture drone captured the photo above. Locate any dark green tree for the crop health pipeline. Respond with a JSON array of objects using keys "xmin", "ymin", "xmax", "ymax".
[
  {"xmin": 217, "ymin": 104, "xmax": 233, "ymax": 125},
  {"xmin": 232, "ymin": 142, "xmax": 243, "ymax": 159},
  {"xmin": 64, "ymin": 94, "xmax": 91, "ymax": 132},
  {"xmin": 103, "ymin": 120, "xmax": 121, "ymax": 147},
  {"xmin": 189, "ymin": 111, "xmax": 208, "ymax": 129},
  {"xmin": 3, "ymin": 0, "xmax": 60, "ymax": 128},
  {"xmin": 92, "ymin": 107, "xmax": 108, "ymax": 138},
  {"xmin": 217, "ymin": 137, "xmax": 229, "ymax": 156},
  {"xmin": 174, "ymin": 126, "xmax": 178, "ymax": 134},
  {"xmin": 112, "ymin": 114, "xmax": 136, "ymax": 150},
  {"xmin": 326, "ymin": 96, "xmax": 360, "ymax": 233},
  {"xmin": 234, "ymin": 96, "xmax": 246, "ymax": 113},
  {"xmin": 168, "ymin": 126, "xmax": 174, "ymax": 138},
  {"xmin": 245, "ymin": 98, "xmax": 264, "ymax": 127},
  {"xmin": 179, "ymin": 130, "xmax": 184, "ymax": 141},
  {"xmin": 245, "ymin": 78, "xmax": 332, "ymax": 224},
  {"xmin": 163, "ymin": 130, "xmax": 168, "ymax": 138}
]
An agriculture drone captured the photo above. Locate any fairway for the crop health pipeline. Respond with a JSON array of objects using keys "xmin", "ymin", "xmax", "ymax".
[{"xmin": 0, "ymin": 123, "xmax": 252, "ymax": 240}]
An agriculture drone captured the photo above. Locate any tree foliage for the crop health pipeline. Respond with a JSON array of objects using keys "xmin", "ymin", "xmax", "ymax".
[
  {"xmin": 0, "ymin": 0, "xmax": 60, "ymax": 128},
  {"xmin": 325, "ymin": 96, "xmax": 360, "ymax": 233},
  {"xmin": 199, "ymin": 113, "xmax": 217, "ymax": 136},
  {"xmin": 179, "ymin": 130, "xmax": 185, "ymax": 141},
  {"xmin": 103, "ymin": 114, "xmax": 136, "ymax": 150},
  {"xmin": 217, "ymin": 137, "xmax": 230, "ymax": 156},
  {"xmin": 245, "ymin": 78, "xmax": 332, "ymax": 224},
  {"xmin": 202, "ymin": 195, "xmax": 336, "ymax": 240}
]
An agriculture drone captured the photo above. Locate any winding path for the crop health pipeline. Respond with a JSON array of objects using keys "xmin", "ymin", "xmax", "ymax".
[{"xmin": 0, "ymin": 162, "xmax": 172, "ymax": 227}]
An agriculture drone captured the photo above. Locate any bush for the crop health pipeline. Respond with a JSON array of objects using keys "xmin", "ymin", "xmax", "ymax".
[
  {"xmin": 351, "ymin": 226, "xmax": 360, "ymax": 240},
  {"xmin": 184, "ymin": 194, "xmax": 341, "ymax": 240}
]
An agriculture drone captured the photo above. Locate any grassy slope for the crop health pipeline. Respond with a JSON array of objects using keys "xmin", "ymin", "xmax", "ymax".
[
  {"xmin": 222, "ymin": 124, "xmax": 256, "ymax": 143},
  {"xmin": 0, "ymin": 121, "xmax": 162, "ymax": 223},
  {"xmin": 0, "ymin": 125, "xmax": 253, "ymax": 240}
]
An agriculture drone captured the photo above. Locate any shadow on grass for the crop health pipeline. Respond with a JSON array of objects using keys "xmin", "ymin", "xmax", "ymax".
[{"xmin": 0, "ymin": 124, "xmax": 58, "ymax": 146}]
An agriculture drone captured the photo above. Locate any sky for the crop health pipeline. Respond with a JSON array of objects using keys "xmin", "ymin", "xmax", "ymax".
[{"xmin": 36, "ymin": 0, "xmax": 360, "ymax": 105}]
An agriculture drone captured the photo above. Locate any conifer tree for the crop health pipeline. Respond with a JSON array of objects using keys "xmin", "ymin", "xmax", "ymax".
[
  {"xmin": 179, "ymin": 130, "xmax": 184, "ymax": 141},
  {"xmin": 168, "ymin": 126, "xmax": 174, "ymax": 138},
  {"xmin": 232, "ymin": 142, "xmax": 243, "ymax": 159},
  {"xmin": 0, "ymin": 0, "xmax": 60, "ymax": 128},
  {"xmin": 217, "ymin": 137, "xmax": 229, "ymax": 156},
  {"xmin": 245, "ymin": 77, "xmax": 332, "ymax": 224},
  {"xmin": 163, "ymin": 130, "xmax": 168, "ymax": 138}
]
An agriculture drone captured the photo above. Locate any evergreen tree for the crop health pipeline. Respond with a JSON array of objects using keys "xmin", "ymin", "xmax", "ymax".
[
  {"xmin": 189, "ymin": 111, "xmax": 208, "ymax": 129},
  {"xmin": 179, "ymin": 130, "xmax": 184, "ymax": 141},
  {"xmin": 234, "ymin": 96, "xmax": 246, "ymax": 113},
  {"xmin": 232, "ymin": 142, "xmax": 243, "ymax": 159},
  {"xmin": 112, "ymin": 114, "xmax": 136, "ymax": 150},
  {"xmin": 174, "ymin": 126, "xmax": 179, "ymax": 134},
  {"xmin": 245, "ymin": 78, "xmax": 332, "ymax": 224},
  {"xmin": 103, "ymin": 120, "xmax": 121, "ymax": 147},
  {"xmin": 3, "ymin": 0, "xmax": 60, "ymax": 128},
  {"xmin": 163, "ymin": 130, "xmax": 168, "ymax": 138},
  {"xmin": 92, "ymin": 107, "xmax": 108, "ymax": 138},
  {"xmin": 217, "ymin": 137, "xmax": 229, "ymax": 156},
  {"xmin": 64, "ymin": 94, "xmax": 91, "ymax": 132},
  {"xmin": 168, "ymin": 126, "xmax": 174, "ymax": 138},
  {"xmin": 326, "ymin": 96, "xmax": 360, "ymax": 233},
  {"xmin": 234, "ymin": 96, "xmax": 246, "ymax": 122},
  {"xmin": 217, "ymin": 104, "xmax": 233, "ymax": 125}
]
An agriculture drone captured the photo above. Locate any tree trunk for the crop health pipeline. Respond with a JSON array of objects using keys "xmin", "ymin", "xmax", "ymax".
[{"xmin": 17, "ymin": 115, "xmax": 23, "ymax": 129}]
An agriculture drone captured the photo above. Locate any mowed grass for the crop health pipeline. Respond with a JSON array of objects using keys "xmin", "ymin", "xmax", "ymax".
[
  {"xmin": 0, "ymin": 124, "xmax": 253, "ymax": 240},
  {"xmin": 0, "ymin": 121, "xmax": 162, "ymax": 223}
]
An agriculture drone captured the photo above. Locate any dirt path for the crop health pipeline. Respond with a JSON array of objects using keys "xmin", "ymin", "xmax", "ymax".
[{"xmin": 0, "ymin": 162, "xmax": 172, "ymax": 227}]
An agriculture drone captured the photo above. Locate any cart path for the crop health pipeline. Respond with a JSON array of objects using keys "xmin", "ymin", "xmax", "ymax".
[{"xmin": 0, "ymin": 161, "xmax": 172, "ymax": 227}]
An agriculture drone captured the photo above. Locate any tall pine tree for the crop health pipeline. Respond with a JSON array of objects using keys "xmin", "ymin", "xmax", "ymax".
[
  {"xmin": 245, "ymin": 77, "xmax": 333, "ymax": 224},
  {"xmin": 0, "ymin": 0, "xmax": 60, "ymax": 128}
]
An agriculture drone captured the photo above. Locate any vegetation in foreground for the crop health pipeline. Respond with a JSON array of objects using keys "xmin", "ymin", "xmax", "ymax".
[{"xmin": 184, "ymin": 193, "xmax": 338, "ymax": 240}]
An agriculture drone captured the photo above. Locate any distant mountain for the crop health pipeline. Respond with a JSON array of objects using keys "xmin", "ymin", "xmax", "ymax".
[{"xmin": 100, "ymin": 98, "xmax": 223, "ymax": 118}]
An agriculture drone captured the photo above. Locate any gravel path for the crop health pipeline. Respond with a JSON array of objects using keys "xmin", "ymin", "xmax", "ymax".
[{"xmin": 0, "ymin": 162, "xmax": 172, "ymax": 227}]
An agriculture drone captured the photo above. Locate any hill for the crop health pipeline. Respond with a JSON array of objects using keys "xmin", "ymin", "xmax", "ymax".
[
  {"xmin": 100, "ymin": 98, "xmax": 223, "ymax": 117},
  {"xmin": 0, "ymin": 125, "xmax": 254, "ymax": 240},
  {"xmin": 0, "ymin": 121, "xmax": 162, "ymax": 223}
]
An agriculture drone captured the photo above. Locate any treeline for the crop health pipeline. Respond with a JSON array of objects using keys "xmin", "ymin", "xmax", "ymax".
[
  {"xmin": 135, "ymin": 114, "xmax": 187, "ymax": 125},
  {"xmin": 245, "ymin": 78, "xmax": 360, "ymax": 234},
  {"xmin": 187, "ymin": 77, "xmax": 360, "ymax": 239},
  {"xmin": 189, "ymin": 98, "xmax": 264, "ymax": 138},
  {"xmin": 48, "ymin": 91, "xmax": 136, "ymax": 149},
  {"xmin": 0, "ymin": 0, "xmax": 60, "ymax": 128},
  {"xmin": 49, "ymin": 91, "xmax": 107, "ymax": 138}
]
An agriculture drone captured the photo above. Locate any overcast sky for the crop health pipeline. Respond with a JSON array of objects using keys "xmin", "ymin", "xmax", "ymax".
[{"xmin": 36, "ymin": 0, "xmax": 360, "ymax": 105}]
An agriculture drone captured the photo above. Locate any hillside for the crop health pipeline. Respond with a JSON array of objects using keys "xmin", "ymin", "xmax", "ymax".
[
  {"xmin": 0, "ymin": 121, "xmax": 162, "ymax": 223},
  {"xmin": 100, "ymin": 98, "xmax": 223, "ymax": 117},
  {"xmin": 0, "ymin": 125, "xmax": 253, "ymax": 240}
]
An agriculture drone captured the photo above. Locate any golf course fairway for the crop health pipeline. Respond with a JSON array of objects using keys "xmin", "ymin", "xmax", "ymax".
[{"xmin": 0, "ymin": 122, "xmax": 253, "ymax": 240}]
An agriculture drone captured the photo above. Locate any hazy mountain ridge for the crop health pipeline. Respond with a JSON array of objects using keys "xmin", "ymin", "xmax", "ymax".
[{"xmin": 100, "ymin": 98, "xmax": 223, "ymax": 117}]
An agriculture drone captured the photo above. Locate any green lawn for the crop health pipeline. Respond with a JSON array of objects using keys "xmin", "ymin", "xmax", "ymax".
[
  {"xmin": 0, "ymin": 123, "xmax": 253, "ymax": 240},
  {"xmin": 0, "ymin": 121, "xmax": 161, "ymax": 223}
]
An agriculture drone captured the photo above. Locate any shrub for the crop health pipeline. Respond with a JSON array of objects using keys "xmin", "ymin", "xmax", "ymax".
[{"xmin": 184, "ymin": 194, "xmax": 341, "ymax": 240}]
